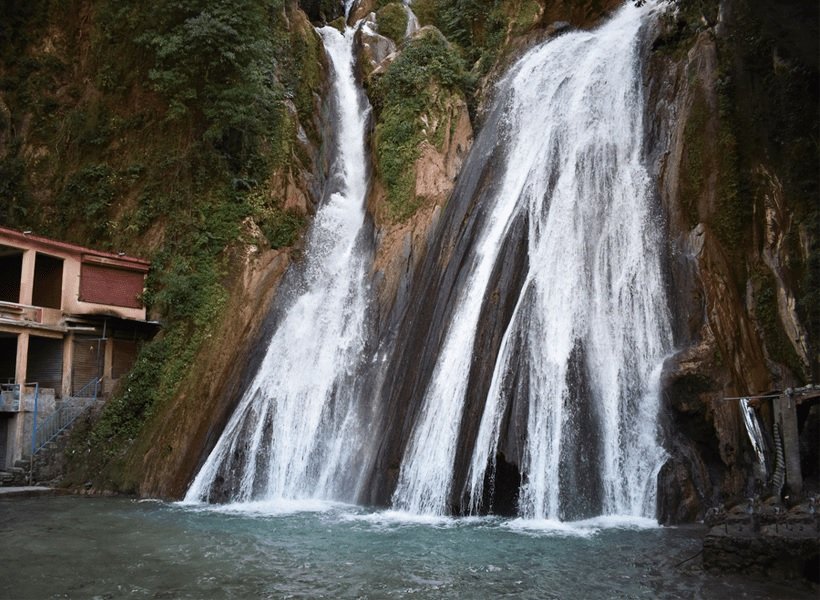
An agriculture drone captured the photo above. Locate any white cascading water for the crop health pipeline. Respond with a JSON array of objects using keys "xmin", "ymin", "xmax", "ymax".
[
  {"xmin": 393, "ymin": 1, "xmax": 672, "ymax": 518},
  {"xmin": 739, "ymin": 398, "xmax": 769, "ymax": 481},
  {"xmin": 185, "ymin": 22, "xmax": 372, "ymax": 504},
  {"xmin": 403, "ymin": 1, "xmax": 420, "ymax": 38}
]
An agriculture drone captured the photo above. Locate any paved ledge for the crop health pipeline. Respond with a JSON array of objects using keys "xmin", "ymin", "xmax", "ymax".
[
  {"xmin": 703, "ymin": 500, "xmax": 820, "ymax": 581},
  {"xmin": 0, "ymin": 486, "xmax": 71, "ymax": 498}
]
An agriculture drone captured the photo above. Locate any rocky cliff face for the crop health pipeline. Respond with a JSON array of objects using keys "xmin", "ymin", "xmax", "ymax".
[
  {"xmin": 353, "ymin": 0, "xmax": 817, "ymax": 520},
  {"xmin": 11, "ymin": 0, "xmax": 813, "ymax": 516},
  {"xmin": 1, "ymin": 0, "xmax": 331, "ymax": 495},
  {"xmin": 646, "ymin": 0, "xmax": 817, "ymax": 523},
  {"xmin": 121, "ymin": 244, "xmax": 292, "ymax": 497}
]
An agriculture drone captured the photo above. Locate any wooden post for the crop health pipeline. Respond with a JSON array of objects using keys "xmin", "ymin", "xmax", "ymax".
[{"xmin": 774, "ymin": 391, "xmax": 803, "ymax": 497}]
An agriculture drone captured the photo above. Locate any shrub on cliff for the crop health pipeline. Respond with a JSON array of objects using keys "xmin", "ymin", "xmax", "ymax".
[
  {"xmin": 368, "ymin": 28, "xmax": 472, "ymax": 219},
  {"xmin": 376, "ymin": 3, "xmax": 409, "ymax": 43}
]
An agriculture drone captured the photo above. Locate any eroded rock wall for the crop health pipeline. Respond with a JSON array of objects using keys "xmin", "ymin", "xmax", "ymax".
[{"xmin": 646, "ymin": 0, "xmax": 817, "ymax": 523}]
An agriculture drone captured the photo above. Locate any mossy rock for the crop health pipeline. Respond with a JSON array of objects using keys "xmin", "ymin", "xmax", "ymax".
[
  {"xmin": 329, "ymin": 16, "xmax": 346, "ymax": 32},
  {"xmin": 368, "ymin": 28, "xmax": 472, "ymax": 220},
  {"xmin": 752, "ymin": 268, "xmax": 807, "ymax": 382},
  {"xmin": 376, "ymin": 3, "xmax": 409, "ymax": 43},
  {"xmin": 508, "ymin": 0, "xmax": 542, "ymax": 35}
]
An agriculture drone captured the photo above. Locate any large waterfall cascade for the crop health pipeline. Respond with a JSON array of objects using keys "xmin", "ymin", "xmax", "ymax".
[
  {"xmin": 186, "ymin": 1, "xmax": 673, "ymax": 522},
  {"xmin": 185, "ymin": 22, "xmax": 374, "ymax": 504},
  {"xmin": 391, "ymin": 1, "xmax": 673, "ymax": 519}
]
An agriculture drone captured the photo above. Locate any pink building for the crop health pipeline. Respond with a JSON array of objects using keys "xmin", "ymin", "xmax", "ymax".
[{"xmin": 0, "ymin": 227, "xmax": 157, "ymax": 470}]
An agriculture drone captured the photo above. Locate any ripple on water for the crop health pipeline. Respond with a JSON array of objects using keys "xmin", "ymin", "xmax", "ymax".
[{"xmin": 1, "ymin": 496, "xmax": 815, "ymax": 600}]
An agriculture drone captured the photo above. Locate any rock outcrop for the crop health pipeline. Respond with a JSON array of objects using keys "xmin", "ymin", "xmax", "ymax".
[
  {"xmin": 368, "ymin": 89, "xmax": 473, "ymax": 320},
  {"xmin": 646, "ymin": 0, "xmax": 817, "ymax": 523},
  {"xmin": 124, "ymin": 244, "xmax": 291, "ymax": 497},
  {"xmin": 702, "ymin": 498, "xmax": 819, "ymax": 582}
]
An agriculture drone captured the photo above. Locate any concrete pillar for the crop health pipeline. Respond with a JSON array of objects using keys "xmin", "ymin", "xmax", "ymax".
[
  {"xmin": 62, "ymin": 334, "xmax": 74, "ymax": 398},
  {"xmin": 19, "ymin": 249, "xmax": 35, "ymax": 305},
  {"xmin": 103, "ymin": 336, "xmax": 113, "ymax": 394},
  {"xmin": 774, "ymin": 392, "xmax": 803, "ymax": 497},
  {"xmin": 15, "ymin": 332, "xmax": 28, "ymax": 385},
  {"xmin": 10, "ymin": 413, "xmax": 25, "ymax": 464},
  {"xmin": 0, "ymin": 419, "xmax": 11, "ymax": 469}
]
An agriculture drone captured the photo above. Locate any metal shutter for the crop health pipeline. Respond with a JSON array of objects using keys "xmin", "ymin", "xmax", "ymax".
[
  {"xmin": 79, "ymin": 263, "xmax": 144, "ymax": 309},
  {"xmin": 72, "ymin": 337, "xmax": 105, "ymax": 396},
  {"xmin": 26, "ymin": 336, "xmax": 63, "ymax": 393}
]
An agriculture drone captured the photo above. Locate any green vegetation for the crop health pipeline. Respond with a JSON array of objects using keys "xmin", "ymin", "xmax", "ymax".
[
  {"xmin": 511, "ymin": 0, "xmax": 542, "ymax": 34},
  {"xmin": 368, "ymin": 29, "xmax": 472, "ymax": 219},
  {"xmin": 0, "ymin": 153, "xmax": 29, "ymax": 223},
  {"xmin": 376, "ymin": 3, "xmax": 409, "ymax": 43},
  {"xmin": 651, "ymin": 0, "xmax": 719, "ymax": 58},
  {"xmin": 412, "ymin": 0, "xmax": 509, "ymax": 77},
  {"xmin": 0, "ymin": 0, "xmax": 325, "ymax": 488},
  {"xmin": 753, "ymin": 269, "xmax": 807, "ymax": 382}
]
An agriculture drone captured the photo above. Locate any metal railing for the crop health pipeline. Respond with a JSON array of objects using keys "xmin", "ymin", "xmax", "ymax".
[
  {"xmin": 31, "ymin": 377, "xmax": 100, "ymax": 456},
  {"xmin": 73, "ymin": 376, "xmax": 102, "ymax": 400},
  {"xmin": 32, "ymin": 402, "xmax": 94, "ymax": 455}
]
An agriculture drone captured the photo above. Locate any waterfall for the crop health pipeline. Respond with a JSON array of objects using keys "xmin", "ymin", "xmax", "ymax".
[
  {"xmin": 739, "ymin": 398, "xmax": 769, "ymax": 482},
  {"xmin": 185, "ymin": 25, "xmax": 373, "ymax": 504},
  {"xmin": 392, "ymin": 1, "xmax": 672, "ymax": 519},
  {"xmin": 403, "ymin": 1, "xmax": 420, "ymax": 38}
]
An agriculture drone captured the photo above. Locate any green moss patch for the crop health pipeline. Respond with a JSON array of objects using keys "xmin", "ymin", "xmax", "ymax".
[
  {"xmin": 368, "ymin": 28, "xmax": 472, "ymax": 220},
  {"xmin": 376, "ymin": 3, "xmax": 409, "ymax": 43},
  {"xmin": 679, "ymin": 86, "xmax": 710, "ymax": 228},
  {"xmin": 753, "ymin": 269, "xmax": 807, "ymax": 381}
]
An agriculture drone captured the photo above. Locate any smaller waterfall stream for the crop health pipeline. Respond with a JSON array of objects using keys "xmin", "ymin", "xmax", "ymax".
[
  {"xmin": 185, "ymin": 24, "xmax": 373, "ymax": 504},
  {"xmin": 403, "ymin": 1, "xmax": 420, "ymax": 38},
  {"xmin": 739, "ymin": 398, "xmax": 769, "ymax": 481}
]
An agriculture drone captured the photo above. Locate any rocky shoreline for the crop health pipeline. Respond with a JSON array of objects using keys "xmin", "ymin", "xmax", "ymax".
[{"xmin": 703, "ymin": 497, "xmax": 819, "ymax": 582}]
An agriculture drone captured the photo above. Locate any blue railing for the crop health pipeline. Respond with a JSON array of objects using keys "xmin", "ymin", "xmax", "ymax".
[{"xmin": 73, "ymin": 376, "xmax": 101, "ymax": 400}]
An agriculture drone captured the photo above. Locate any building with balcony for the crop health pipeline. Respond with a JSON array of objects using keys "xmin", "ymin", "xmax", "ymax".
[{"xmin": 0, "ymin": 226, "xmax": 157, "ymax": 471}]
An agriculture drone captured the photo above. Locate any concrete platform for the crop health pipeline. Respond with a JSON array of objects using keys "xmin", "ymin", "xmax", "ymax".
[{"xmin": 0, "ymin": 486, "xmax": 70, "ymax": 498}]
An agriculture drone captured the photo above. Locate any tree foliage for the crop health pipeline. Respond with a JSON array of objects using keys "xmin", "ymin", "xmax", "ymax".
[{"xmin": 134, "ymin": 0, "xmax": 286, "ymax": 173}]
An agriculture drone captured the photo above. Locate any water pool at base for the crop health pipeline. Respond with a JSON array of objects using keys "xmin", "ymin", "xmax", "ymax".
[{"xmin": 0, "ymin": 496, "xmax": 812, "ymax": 599}]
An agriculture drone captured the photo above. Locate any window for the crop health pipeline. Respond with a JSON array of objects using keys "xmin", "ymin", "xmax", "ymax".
[{"xmin": 32, "ymin": 253, "xmax": 63, "ymax": 309}]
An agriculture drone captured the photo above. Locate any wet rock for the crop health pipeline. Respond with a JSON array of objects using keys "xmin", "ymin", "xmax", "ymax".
[
  {"xmin": 348, "ymin": 0, "xmax": 377, "ymax": 26},
  {"xmin": 368, "ymin": 88, "xmax": 473, "ymax": 324},
  {"xmin": 299, "ymin": 0, "xmax": 344, "ymax": 23},
  {"xmin": 545, "ymin": 21, "xmax": 571, "ymax": 36},
  {"xmin": 355, "ymin": 18, "xmax": 397, "ymax": 78},
  {"xmin": 703, "ymin": 499, "xmax": 820, "ymax": 582}
]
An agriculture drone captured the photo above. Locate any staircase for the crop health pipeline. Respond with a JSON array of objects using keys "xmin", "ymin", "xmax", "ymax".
[
  {"xmin": 0, "ymin": 467, "xmax": 22, "ymax": 486},
  {"xmin": 32, "ymin": 398, "xmax": 97, "ymax": 456},
  {"xmin": 0, "ymin": 378, "xmax": 102, "ymax": 486}
]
